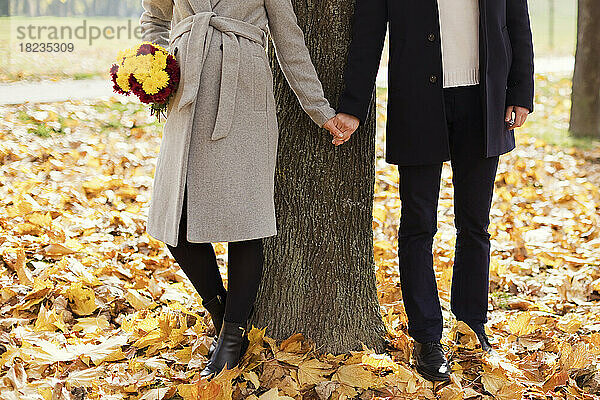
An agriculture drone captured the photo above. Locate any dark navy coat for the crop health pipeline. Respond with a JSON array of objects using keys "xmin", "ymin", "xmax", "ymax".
[{"xmin": 337, "ymin": 0, "xmax": 535, "ymax": 166}]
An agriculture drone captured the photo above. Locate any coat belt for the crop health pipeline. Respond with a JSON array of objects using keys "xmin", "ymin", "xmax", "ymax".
[{"xmin": 169, "ymin": 12, "xmax": 267, "ymax": 140}]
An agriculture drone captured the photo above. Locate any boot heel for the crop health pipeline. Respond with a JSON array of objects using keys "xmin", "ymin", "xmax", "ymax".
[{"xmin": 200, "ymin": 321, "xmax": 248, "ymax": 378}]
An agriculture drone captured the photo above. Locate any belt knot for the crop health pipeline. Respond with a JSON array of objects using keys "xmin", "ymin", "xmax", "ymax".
[{"xmin": 169, "ymin": 12, "xmax": 267, "ymax": 140}]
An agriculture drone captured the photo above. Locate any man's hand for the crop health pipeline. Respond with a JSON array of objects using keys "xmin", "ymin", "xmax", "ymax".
[
  {"xmin": 327, "ymin": 113, "xmax": 360, "ymax": 146},
  {"xmin": 323, "ymin": 117, "xmax": 345, "ymax": 139},
  {"xmin": 505, "ymin": 106, "xmax": 530, "ymax": 129}
]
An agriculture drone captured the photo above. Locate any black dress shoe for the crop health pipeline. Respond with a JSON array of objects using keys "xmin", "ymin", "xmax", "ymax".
[
  {"xmin": 462, "ymin": 321, "xmax": 493, "ymax": 353},
  {"xmin": 413, "ymin": 341, "xmax": 451, "ymax": 382},
  {"xmin": 200, "ymin": 321, "xmax": 248, "ymax": 378},
  {"xmin": 202, "ymin": 293, "xmax": 226, "ymax": 358},
  {"xmin": 475, "ymin": 330, "xmax": 493, "ymax": 353}
]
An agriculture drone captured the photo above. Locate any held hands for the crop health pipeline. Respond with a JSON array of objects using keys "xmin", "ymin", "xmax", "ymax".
[
  {"xmin": 505, "ymin": 106, "xmax": 530, "ymax": 129},
  {"xmin": 323, "ymin": 113, "xmax": 360, "ymax": 146}
]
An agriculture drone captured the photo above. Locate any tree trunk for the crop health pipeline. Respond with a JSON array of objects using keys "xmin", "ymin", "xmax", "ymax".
[
  {"xmin": 25, "ymin": 0, "xmax": 35, "ymax": 17},
  {"xmin": 251, "ymin": 0, "xmax": 387, "ymax": 354},
  {"xmin": 0, "ymin": 0, "xmax": 9, "ymax": 17},
  {"xmin": 570, "ymin": 0, "xmax": 600, "ymax": 138}
]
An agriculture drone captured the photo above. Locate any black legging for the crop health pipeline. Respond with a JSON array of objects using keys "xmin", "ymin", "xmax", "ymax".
[{"xmin": 166, "ymin": 185, "xmax": 264, "ymax": 324}]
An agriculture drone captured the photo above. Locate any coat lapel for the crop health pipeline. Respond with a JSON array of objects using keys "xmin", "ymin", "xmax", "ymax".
[{"xmin": 209, "ymin": 0, "xmax": 224, "ymax": 10}]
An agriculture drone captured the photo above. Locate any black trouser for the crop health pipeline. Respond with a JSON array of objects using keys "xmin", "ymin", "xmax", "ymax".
[
  {"xmin": 166, "ymin": 184, "xmax": 264, "ymax": 325},
  {"xmin": 397, "ymin": 84, "xmax": 499, "ymax": 343}
]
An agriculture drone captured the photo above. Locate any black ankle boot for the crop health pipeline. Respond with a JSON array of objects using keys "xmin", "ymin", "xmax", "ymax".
[
  {"xmin": 202, "ymin": 293, "xmax": 226, "ymax": 358},
  {"xmin": 413, "ymin": 340, "xmax": 451, "ymax": 382},
  {"xmin": 463, "ymin": 320, "xmax": 493, "ymax": 353},
  {"xmin": 200, "ymin": 321, "xmax": 248, "ymax": 378}
]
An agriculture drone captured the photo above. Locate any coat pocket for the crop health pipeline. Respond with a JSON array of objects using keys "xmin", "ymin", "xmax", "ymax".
[{"xmin": 253, "ymin": 55, "xmax": 268, "ymax": 112}]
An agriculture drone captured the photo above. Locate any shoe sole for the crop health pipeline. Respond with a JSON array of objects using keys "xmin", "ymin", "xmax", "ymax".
[{"xmin": 415, "ymin": 364, "xmax": 451, "ymax": 382}]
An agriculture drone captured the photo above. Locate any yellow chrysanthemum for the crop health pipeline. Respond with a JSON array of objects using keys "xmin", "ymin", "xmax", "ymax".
[
  {"xmin": 135, "ymin": 54, "xmax": 154, "ymax": 73},
  {"xmin": 141, "ymin": 79, "xmax": 161, "ymax": 95},
  {"xmin": 141, "ymin": 70, "xmax": 170, "ymax": 94},
  {"xmin": 116, "ymin": 70, "xmax": 131, "ymax": 92},
  {"xmin": 121, "ymin": 57, "xmax": 137, "ymax": 75},
  {"xmin": 153, "ymin": 51, "xmax": 168, "ymax": 70},
  {"xmin": 153, "ymin": 70, "xmax": 170, "ymax": 87},
  {"xmin": 113, "ymin": 42, "xmax": 173, "ymax": 96}
]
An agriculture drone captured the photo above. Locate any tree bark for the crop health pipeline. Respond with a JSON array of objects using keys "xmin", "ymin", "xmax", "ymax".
[
  {"xmin": 25, "ymin": 0, "xmax": 36, "ymax": 17},
  {"xmin": 0, "ymin": 0, "xmax": 9, "ymax": 17},
  {"xmin": 569, "ymin": 0, "xmax": 600, "ymax": 138},
  {"xmin": 251, "ymin": 0, "xmax": 387, "ymax": 354}
]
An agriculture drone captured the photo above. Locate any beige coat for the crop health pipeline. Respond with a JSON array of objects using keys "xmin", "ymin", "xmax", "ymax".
[{"xmin": 140, "ymin": 0, "xmax": 336, "ymax": 246}]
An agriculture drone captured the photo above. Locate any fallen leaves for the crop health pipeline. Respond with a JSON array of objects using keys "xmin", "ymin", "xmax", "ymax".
[{"xmin": 0, "ymin": 79, "xmax": 599, "ymax": 398}]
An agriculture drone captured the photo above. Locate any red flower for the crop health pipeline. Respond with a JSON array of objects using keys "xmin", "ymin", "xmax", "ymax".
[
  {"xmin": 110, "ymin": 64, "xmax": 130, "ymax": 96},
  {"xmin": 137, "ymin": 43, "xmax": 158, "ymax": 56}
]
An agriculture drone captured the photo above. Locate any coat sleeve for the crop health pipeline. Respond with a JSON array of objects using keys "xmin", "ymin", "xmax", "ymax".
[
  {"xmin": 264, "ymin": 0, "xmax": 336, "ymax": 128},
  {"xmin": 139, "ymin": 0, "xmax": 174, "ymax": 49},
  {"xmin": 505, "ymin": 0, "xmax": 535, "ymax": 113},
  {"xmin": 336, "ymin": 0, "xmax": 388, "ymax": 124}
]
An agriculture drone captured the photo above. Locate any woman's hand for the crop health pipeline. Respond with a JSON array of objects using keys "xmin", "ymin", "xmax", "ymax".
[{"xmin": 325, "ymin": 113, "xmax": 360, "ymax": 146}]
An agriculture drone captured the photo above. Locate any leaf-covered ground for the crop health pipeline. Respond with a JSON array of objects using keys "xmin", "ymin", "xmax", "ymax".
[{"xmin": 1, "ymin": 74, "xmax": 600, "ymax": 399}]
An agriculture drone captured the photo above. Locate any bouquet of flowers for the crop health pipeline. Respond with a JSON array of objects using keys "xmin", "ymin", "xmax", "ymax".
[{"xmin": 110, "ymin": 42, "xmax": 180, "ymax": 121}]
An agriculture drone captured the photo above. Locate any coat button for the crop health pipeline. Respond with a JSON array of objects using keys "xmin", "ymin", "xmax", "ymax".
[
  {"xmin": 429, "ymin": 74, "xmax": 438, "ymax": 84},
  {"xmin": 428, "ymin": 33, "xmax": 436, "ymax": 42}
]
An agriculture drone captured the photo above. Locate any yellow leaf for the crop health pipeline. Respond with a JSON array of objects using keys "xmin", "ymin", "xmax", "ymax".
[
  {"xmin": 242, "ymin": 371, "xmax": 260, "ymax": 388},
  {"xmin": 174, "ymin": 346, "xmax": 193, "ymax": 363},
  {"xmin": 133, "ymin": 330, "xmax": 164, "ymax": 349},
  {"xmin": 26, "ymin": 211, "xmax": 52, "ymax": 227},
  {"xmin": 43, "ymin": 243, "xmax": 76, "ymax": 256},
  {"xmin": 37, "ymin": 386, "xmax": 53, "ymax": 400},
  {"xmin": 85, "ymin": 334, "xmax": 129, "ymax": 365},
  {"xmin": 259, "ymin": 388, "xmax": 280, "ymax": 400},
  {"xmin": 559, "ymin": 342, "xmax": 591, "ymax": 370},
  {"xmin": 556, "ymin": 316, "xmax": 582, "ymax": 334},
  {"xmin": 33, "ymin": 303, "xmax": 66, "ymax": 332},
  {"xmin": 258, "ymin": 388, "xmax": 294, "ymax": 400},
  {"xmin": 178, "ymin": 383, "xmax": 199, "ymax": 400},
  {"xmin": 298, "ymin": 358, "xmax": 334, "ymax": 386},
  {"xmin": 373, "ymin": 206, "xmax": 387, "ymax": 225},
  {"xmin": 66, "ymin": 281, "xmax": 97, "ymax": 316},
  {"xmin": 280, "ymin": 333, "xmax": 305, "ymax": 353},
  {"xmin": 438, "ymin": 382, "xmax": 464, "ymax": 400},
  {"xmin": 451, "ymin": 321, "xmax": 481, "ymax": 349},
  {"xmin": 361, "ymin": 353, "xmax": 396, "ymax": 371},
  {"xmin": 72, "ymin": 316, "xmax": 110, "ymax": 334},
  {"xmin": 5, "ymin": 248, "xmax": 34, "ymax": 286},
  {"xmin": 333, "ymin": 364, "xmax": 377, "ymax": 389},
  {"xmin": 125, "ymin": 288, "xmax": 154, "ymax": 310},
  {"xmin": 245, "ymin": 326, "xmax": 266, "ymax": 356},
  {"xmin": 507, "ymin": 312, "xmax": 537, "ymax": 336},
  {"xmin": 14, "ymin": 277, "xmax": 52, "ymax": 311},
  {"xmin": 482, "ymin": 371, "xmax": 525, "ymax": 400}
]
